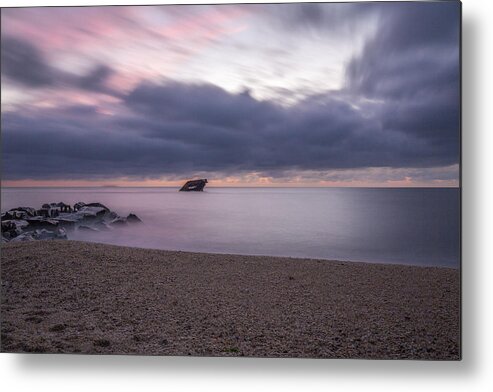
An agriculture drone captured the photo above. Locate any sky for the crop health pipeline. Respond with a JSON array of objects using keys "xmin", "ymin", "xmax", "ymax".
[{"xmin": 1, "ymin": 1, "xmax": 460, "ymax": 187}]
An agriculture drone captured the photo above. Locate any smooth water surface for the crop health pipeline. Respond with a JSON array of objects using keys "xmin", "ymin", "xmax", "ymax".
[{"xmin": 1, "ymin": 187, "xmax": 460, "ymax": 267}]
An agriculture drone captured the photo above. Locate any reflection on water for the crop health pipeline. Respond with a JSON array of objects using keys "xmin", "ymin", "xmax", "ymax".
[{"xmin": 1, "ymin": 187, "xmax": 460, "ymax": 267}]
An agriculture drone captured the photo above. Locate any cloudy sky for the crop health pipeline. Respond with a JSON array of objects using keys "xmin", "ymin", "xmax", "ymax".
[{"xmin": 1, "ymin": 1, "xmax": 460, "ymax": 187}]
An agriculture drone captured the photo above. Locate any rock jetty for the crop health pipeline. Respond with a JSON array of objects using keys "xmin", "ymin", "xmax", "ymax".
[
  {"xmin": 179, "ymin": 179, "xmax": 208, "ymax": 192},
  {"xmin": 1, "ymin": 202, "xmax": 141, "ymax": 243}
]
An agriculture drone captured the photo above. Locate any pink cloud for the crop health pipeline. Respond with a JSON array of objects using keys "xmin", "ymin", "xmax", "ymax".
[
  {"xmin": 1, "ymin": 5, "xmax": 254, "ymax": 103},
  {"xmin": 2, "ymin": 5, "xmax": 252, "ymax": 55}
]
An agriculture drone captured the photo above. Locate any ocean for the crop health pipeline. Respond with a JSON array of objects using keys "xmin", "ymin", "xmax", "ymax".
[{"xmin": 1, "ymin": 187, "xmax": 460, "ymax": 267}]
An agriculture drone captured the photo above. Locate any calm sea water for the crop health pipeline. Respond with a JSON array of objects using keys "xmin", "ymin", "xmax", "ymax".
[{"xmin": 1, "ymin": 187, "xmax": 460, "ymax": 267}]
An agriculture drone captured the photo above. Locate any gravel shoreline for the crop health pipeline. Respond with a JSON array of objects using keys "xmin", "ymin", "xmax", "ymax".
[{"xmin": 1, "ymin": 240, "xmax": 460, "ymax": 359}]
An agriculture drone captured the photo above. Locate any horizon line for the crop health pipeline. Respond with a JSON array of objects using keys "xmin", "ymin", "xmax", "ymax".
[{"xmin": 1, "ymin": 185, "xmax": 461, "ymax": 189}]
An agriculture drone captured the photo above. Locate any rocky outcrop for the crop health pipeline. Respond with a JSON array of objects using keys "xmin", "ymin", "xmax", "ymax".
[
  {"xmin": 1, "ymin": 202, "xmax": 142, "ymax": 243},
  {"xmin": 179, "ymin": 179, "xmax": 208, "ymax": 192}
]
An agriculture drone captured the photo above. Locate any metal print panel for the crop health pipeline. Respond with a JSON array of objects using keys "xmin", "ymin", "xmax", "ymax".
[{"xmin": 0, "ymin": 1, "xmax": 461, "ymax": 359}]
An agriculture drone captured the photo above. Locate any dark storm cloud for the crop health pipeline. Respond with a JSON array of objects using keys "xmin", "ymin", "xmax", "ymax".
[
  {"xmin": 2, "ymin": 106, "xmax": 193, "ymax": 180},
  {"xmin": 2, "ymin": 79, "xmax": 457, "ymax": 181},
  {"xmin": 1, "ymin": 35, "xmax": 116, "ymax": 94},
  {"xmin": 1, "ymin": 36, "xmax": 56, "ymax": 87},
  {"xmin": 124, "ymin": 82, "xmax": 283, "ymax": 130},
  {"xmin": 346, "ymin": 2, "xmax": 460, "ymax": 99},
  {"xmin": 345, "ymin": 1, "xmax": 460, "ymax": 163},
  {"xmin": 74, "ymin": 64, "xmax": 115, "ymax": 94}
]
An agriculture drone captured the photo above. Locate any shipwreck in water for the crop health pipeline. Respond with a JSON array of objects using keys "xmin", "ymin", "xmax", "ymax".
[{"xmin": 179, "ymin": 179, "xmax": 208, "ymax": 192}]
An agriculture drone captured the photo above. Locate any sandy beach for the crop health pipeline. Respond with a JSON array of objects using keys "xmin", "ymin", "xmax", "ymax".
[{"xmin": 1, "ymin": 240, "xmax": 460, "ymax": 359}]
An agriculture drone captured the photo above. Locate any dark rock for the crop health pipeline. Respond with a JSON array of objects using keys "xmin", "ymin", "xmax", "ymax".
[
  {"xmin": 49, "ymin": 324, "xmax": 66, "ymax": 332},
  {"xmin": 94, "ymin": 339, "xmax": 111, "ymax": 347},
  {"xmin": 26, "ymin": 217, "xmax": 59, "ymax": 229},
  {"xmin": 10, "ymin": 232, "xmax": 36, "ymax": 242},
  {"xmin": 85, "ymin": 202, "xmax": 110, "ymax": 211},
  {"xmin": 105, "ymin": 211, "xmax": 118, "ymax": 221},
  {"xmin": 55, "ymin": 212, "xmax": 84, "ymax": 223},
  {"xmin": 5, "ymin": 210, "xmax": 28, "ymax": 220},
  {"xmin": 46, "ymin": 203, "xmax": 61, "ymax": 217},
  {"xmin": 38, "ymin": 203, "xmax": 65, "ymax": 217},
  {"xmin": 126, "ymin": 213, "xmax": 142, "ymax": 223},
  {"xmin": 53, "ymin": 218, "xmax": 77, "ymax": 230},
  {"xmin": 56, "ymin": 228, "xmax": 68, "ymax": 239},
  {"xmin": 179, "ymin": 178, "xmax": 208, "ymax": 192},
  {"xmin": 37, "ymin": 208, "xmax": 49, "ymax": 218},
  {"xmin": 2, "ymin": 219, "xmax": 29, "ymax": 233},
  {"xmin": 94, "ymin": 221, "xmax": 112, "ymax": 231},
  {"xmin": 109, "ymin": 217, "xmax": 127, "ymax": 226},
  {"xmin": 31, "ymin": 227, "xmax": 67, "ymax": 240},
  {"xmin": 76, "ymin": 206, "xmax": 107, "ymax": 219},
  {"xmin": 1, "ymin": 220, "xmax": 25, "ymax": 239},
  {"xmin": 33, "ymin": 229, "xmax": 59, "ymax": 240},
  {"xmin": 8, "ymin": 207, "xmax": 37, "ymax": 217},
  {"xmin": 78, "ymin": 225, "xmax": 99, "ymax": 232},
  {"xmin": 73, "ymin": 202, "xmax": 86, "ymax": 211},
  {"xmin": 55, "ymin": 202, "xmax": 72, "ymax": 212}
]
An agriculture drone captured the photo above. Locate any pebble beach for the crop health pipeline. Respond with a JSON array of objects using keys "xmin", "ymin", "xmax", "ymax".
[{"xmin": 1, "ymin": 240, "xmax": 460, "ymax": 359}]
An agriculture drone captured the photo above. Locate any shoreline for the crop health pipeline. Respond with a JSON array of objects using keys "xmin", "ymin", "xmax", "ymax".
[
  {"xmin": 63, "ymin": 240, "xmax": 462, "ymax": 270},
  {"xmin": 1, "ymin": 240, "xmax": 460, "ymax": 359}
]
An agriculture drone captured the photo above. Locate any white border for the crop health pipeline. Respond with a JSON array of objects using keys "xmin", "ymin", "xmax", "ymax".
[{"xmin": 1, "ymin": 0, "xmax": 492, "ymax": 391}]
